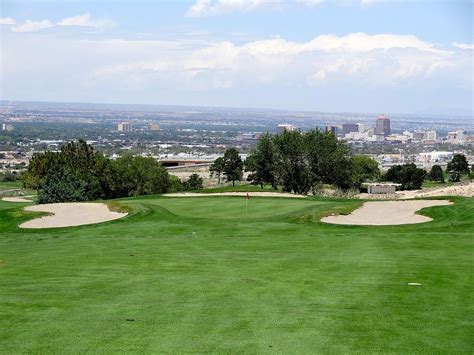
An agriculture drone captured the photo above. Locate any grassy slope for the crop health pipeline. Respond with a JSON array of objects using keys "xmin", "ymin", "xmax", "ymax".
[
  {"xmin": 0, "ymin": 180, "xmax": 22, "ymax": 191},
  {"xmin": 0, "ymin": 196, "xmax": 472, "ymax": 353}
]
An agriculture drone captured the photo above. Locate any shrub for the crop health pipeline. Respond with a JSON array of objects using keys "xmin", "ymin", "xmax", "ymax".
[{"xmin": 185, "ymin": 174, "xmax": 204, "ymax": 190}]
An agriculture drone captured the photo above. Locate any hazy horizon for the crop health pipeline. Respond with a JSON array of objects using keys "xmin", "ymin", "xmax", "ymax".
[
  {"xmin": 1, "ymin": 98, "xmax": 473, "ymax": 119},
  {"xmin": 1, "ymin": 0, "xmax": 473, "ymax": 115}
]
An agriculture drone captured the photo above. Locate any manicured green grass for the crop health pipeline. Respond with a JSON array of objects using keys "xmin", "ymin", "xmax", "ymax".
[
  {"xmin": 0, "ymin": 195, "xmax": 472, "ymax": 353},
  {"xmin": 0, "ymin": 180, "xmax": 22, "ymax": 191},
  {"xmin": 192, "ymin": 183, "xmax": 280, "ymax": 193}
]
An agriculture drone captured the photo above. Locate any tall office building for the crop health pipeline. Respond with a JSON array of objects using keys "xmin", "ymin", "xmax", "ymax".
[
  {"xmin": 117, "ymin": 122, "xmax": 132, "ymax": 133},
  {"xmin": 374, "ymin": 115, "xmax": 391, "ymax": 137},
  {"xmin": 325, "ymin": 125, "xmax": 338, "ymax": 136},
  {"xmin": 342, "ymin": 123, "xmax": 359, "ymax": 136}
]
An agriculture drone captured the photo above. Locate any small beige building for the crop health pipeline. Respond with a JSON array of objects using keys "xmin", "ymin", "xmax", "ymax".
[{"xmin": 366, "ymin": 183, "xmax": 400, "ymax": 194}]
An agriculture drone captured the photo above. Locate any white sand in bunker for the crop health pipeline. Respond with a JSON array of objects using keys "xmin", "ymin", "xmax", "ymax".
[
  {"xmin": 163, "ymin": 192, "xmax": 305, "ymax": 198},
  {"xmin": 20, "ymin": 202, "xmax": 127, "ymax": 229},
  {"xmin": 321, "ymin": 200, "xmax": 452, "ymax": 226}
]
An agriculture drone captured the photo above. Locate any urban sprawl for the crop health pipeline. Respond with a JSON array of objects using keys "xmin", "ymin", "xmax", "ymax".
[{"xmin": 1, "ymin": 101, "xmax": 473, "ymax": 177}]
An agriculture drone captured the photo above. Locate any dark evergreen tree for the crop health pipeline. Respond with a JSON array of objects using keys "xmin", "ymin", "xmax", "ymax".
[
  {"xmin": 209, "ymin": 157, "xmax": 225, "ymax": 185},
  {"xmin": 428, "ymin": 165, "xmax": 445, "ymax": 183},
  {"xmin": 447, "ymin": 154, "xmax": 469, "ymax": 175},
  {"xmin": 222, "ymin": 148, "xmax": 243, "ymax": 186},
  {"xmin": 38, "ymin": 165, "xmax": 87, "ymax": 204},
  {"xmin": 185, "ymin": 174, "xmax": 204, "ymax": 190},
  {"xmin": 384, "ymin": 163, "xmax": 426, "ymax": 190},
  {"xmin": 448, "ymin": 170, "xmax": 460, "ymax": 183},
  {"xmin": 246, "ymin": 133, "xmax": 278, "ymax": 189}
]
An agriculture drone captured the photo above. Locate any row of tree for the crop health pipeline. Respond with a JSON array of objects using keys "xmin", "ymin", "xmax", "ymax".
[
  {"xmin": 22, "ymin": 140, "xmax": 203, "ymax": 203},
  {"xmin": 210, "ymin": 130, "xmax": 380, "ymax": 194},
  {"xmin": 380, "ymin": 154, "xmax": 472, "ymax": 189},
  {"xmin": 210, "ymin": 133, "xmax": 472, "ymax": 194}
]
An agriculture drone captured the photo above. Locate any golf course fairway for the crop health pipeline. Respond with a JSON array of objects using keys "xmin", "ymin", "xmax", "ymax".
[{"xmin": 0, "ymin": 195, "xmax": 472, "ymax": 353}]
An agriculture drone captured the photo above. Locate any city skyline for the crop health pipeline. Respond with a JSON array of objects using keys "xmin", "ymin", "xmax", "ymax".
[{"xmin": 1, "ymin": 0, "xmax": 473, "ymax": 115}]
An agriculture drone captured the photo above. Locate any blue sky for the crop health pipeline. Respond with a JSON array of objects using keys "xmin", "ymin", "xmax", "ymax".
[{"xmin": 1, "ymin": 0, "xmax": 473, "ymax": 114}]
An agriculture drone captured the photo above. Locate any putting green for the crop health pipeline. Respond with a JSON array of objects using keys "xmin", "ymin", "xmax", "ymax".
[{"xmin": 152, "ymin": 196, "xmax": 325, "ymax": 220}]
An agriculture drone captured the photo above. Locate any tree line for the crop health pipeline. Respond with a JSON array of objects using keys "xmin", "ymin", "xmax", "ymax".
[
  {"xmin": 210, "ymin": 131, "xmax": 472, "ymax": 194},
  {"xmin": 211, "ymin": 130, "xmax": 380, "ymax": 194},
  {"xmin": 22, "ymin": 140, "xmax": 203, "ymax": 204},
  {"xmin": 376, "ymin": 153, "xmax": 472, "ymax": 190}
]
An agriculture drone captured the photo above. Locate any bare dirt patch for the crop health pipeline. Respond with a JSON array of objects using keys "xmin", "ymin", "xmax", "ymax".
[
  {"xmin": 397, "ymin": 182, "xmax": 474, "ymax": 199},
  {"xmin": 357, "ymin": 181, "xmax": 474, "ymax": 200},
  {"xmin": 321, "ymin": 200, "xmax": 452, "ymax": 225},
  {"xmin": 163, "ymin": 192, "xmax": 305, "ymax": 198},
  {"xmin": 20, "ymin": 202, "xmax": 127, "ymax": 229}
]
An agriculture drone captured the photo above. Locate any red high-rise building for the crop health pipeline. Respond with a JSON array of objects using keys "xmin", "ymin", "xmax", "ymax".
[{"xmin": 375, "ymin": 115, "xmax": 391, "ymax": 137}]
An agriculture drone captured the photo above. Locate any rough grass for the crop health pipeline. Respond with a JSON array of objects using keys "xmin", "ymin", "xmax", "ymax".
[{"xmin": 0, "ymin": 195, "xmax": 472, "ymax": 353}]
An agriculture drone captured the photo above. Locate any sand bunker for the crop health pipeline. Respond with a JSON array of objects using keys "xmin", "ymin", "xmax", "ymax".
[
  {"xmin": 163, "ymin": 192, "xmax": 305, "ymax": 198},
  {"xmin": 2, "ymin": 197, "xmax": 33, "ymax": 203},
  {"xmin": 321, "ymin": 200, "xmax": 452, "ymax": 225},
  {"xmin": 20, "ymin": 202, "xmax": 127, "ymax": 229}
]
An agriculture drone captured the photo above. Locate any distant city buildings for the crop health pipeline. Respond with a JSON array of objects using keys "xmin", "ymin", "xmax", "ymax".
[
  {"xmin": 418, "ymin": 151, "xmax": 454, "ymax": 165},
  {"xmin": 277, "ymin": 124, "xmax": 297, "ymax": 133},
  {"xmin": 342, "ymin": 123, "xmax": 359, "ymax": 136},
  {"xmin": 148, "ymin": 123, "xmax": 160, "ymax": 131},
  {"xmin": 426, "ymin": 130, "xmax": 437, "ymax": 141},
  {"xmin": 446, "ymin": 130, "xmax": 466, "ymax": 144},
  {"xmin": 325, "ymin": 125, "xmax": 338, "ymax": 135},
  {"xmin": 2, "ymin": 123, "xmax": 14, "ymax": 131},
  {"xmin": 117, "ymin": 122, "xmax": 132, "ymax": 133},
  {"xmin": 236, "ymin": 133, "xmax": 261, "ymax": 142},
  {"xmin": 374, "ymin": 115, "xmax": 391, "ymax": 137}
]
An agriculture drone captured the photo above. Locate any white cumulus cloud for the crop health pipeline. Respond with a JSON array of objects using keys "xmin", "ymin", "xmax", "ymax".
[
  {"xmin": 0, "ymin": 17, "xmax": 16, "ymax": 25},
  {"xmin": 10, "ymin": 13, "xmax": 114, "ymax": 33},
  {"xmin": 452, "ymin": 42, "xmax": 474, "ymax": 50},
  {"xmin": 186, "ymin": 0, "xmax": 282, "ymax": 17},
  {"xmin": 57, "ymin": 13, "xmax": 114, "ymax": 29},
  {"xmin": 11, "ymin": 20, "xmax": 54, "ymax": 33},
  {"xmin": 89, "ymin": 32, "xmax": 459, "ymax": 91}
]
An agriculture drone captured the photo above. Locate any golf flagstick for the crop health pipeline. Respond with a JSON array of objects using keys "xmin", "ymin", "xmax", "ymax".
[{"xmin": 245, "ymin": 193, "xmax": 250, "ymax": 215}]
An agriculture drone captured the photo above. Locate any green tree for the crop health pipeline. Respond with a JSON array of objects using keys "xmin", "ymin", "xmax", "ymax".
[
  {"xmin": 385, "ymin": 163, "xmax": 426, "ymax": 190},
  {"xmin": 209, "ymin": 157, "xmax": 225, "ymax": 185},
  {"xmin": 185, "ymin": 173, "xmax": 204, "ymax": 190},
  {"xmin": 449, "ymin": 170, "xmax": 460, "ymax": 183},
  {"xmin": 22, "ymin": 151, "xmax": 61, "ymax": 190},
  {"xmin": 350, "ymin": 155, "xmax": 380, "ymax": 189},
  {"xmin": 428, "ymin": 165, "xmax": 445, "ymax": 183},
  {"xmin": 447, "ymin": 154, "xmax": 469, "ymax": 175},
  {"xmin": 38, "ymin": 165, "xmax": 87, "ymax": 204},
  {"xmin": 168, "ymin": 175, "xmax": 184, "ymax": 192},
  {"xmin": 305, "ymin": 130, "xmax": 354, "ymax": 191},
  {"xmin": 22, "ymin": 140, "xmax": 111, "ymax": 201},
  {"xmin": 274, "ymin": 130, "xmax": 310, "ymax": 194},
  {"xmin": 111, "ymin": 155, "xmax": 169, "ymax": 196},
  {"xmin": 246, "ymin": 133, "xmax": 278, "ymax": 189},
  {"xmin": 222, "ymin": 148, "xmax": 243, "ymax": 186}
]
